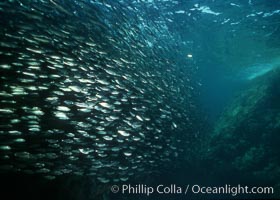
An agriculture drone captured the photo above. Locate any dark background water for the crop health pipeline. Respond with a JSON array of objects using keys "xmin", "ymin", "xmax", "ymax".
[{"xmin": 198, "ymin": 63, "xmax": 247, "ymax": 122}]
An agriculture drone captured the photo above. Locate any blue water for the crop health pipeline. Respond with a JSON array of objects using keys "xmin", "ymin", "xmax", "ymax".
[{"xmin": 198, "ymin": 63, "xmax": 246, "ymax": 122}]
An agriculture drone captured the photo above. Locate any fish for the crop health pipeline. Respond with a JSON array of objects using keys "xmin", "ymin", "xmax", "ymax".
[{"xmin": 0, "ymin": 0, "xmax": 196, "ymax": 184}]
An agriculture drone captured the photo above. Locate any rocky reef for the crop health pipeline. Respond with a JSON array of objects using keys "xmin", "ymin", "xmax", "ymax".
[{"xmin": 205, "ymin": 66, "xmax": 280, "ymax": 198}]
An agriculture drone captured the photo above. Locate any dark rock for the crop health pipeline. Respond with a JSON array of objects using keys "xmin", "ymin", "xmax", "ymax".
[{"xmin": 204, "ymin": 66, "xmax": 280, "ymax": 198}]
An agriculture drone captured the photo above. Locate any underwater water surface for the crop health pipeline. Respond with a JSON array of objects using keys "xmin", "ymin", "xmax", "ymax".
[{"xmin": 0, "ymin": 0, "xmax": 280, "ymax": 199}]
